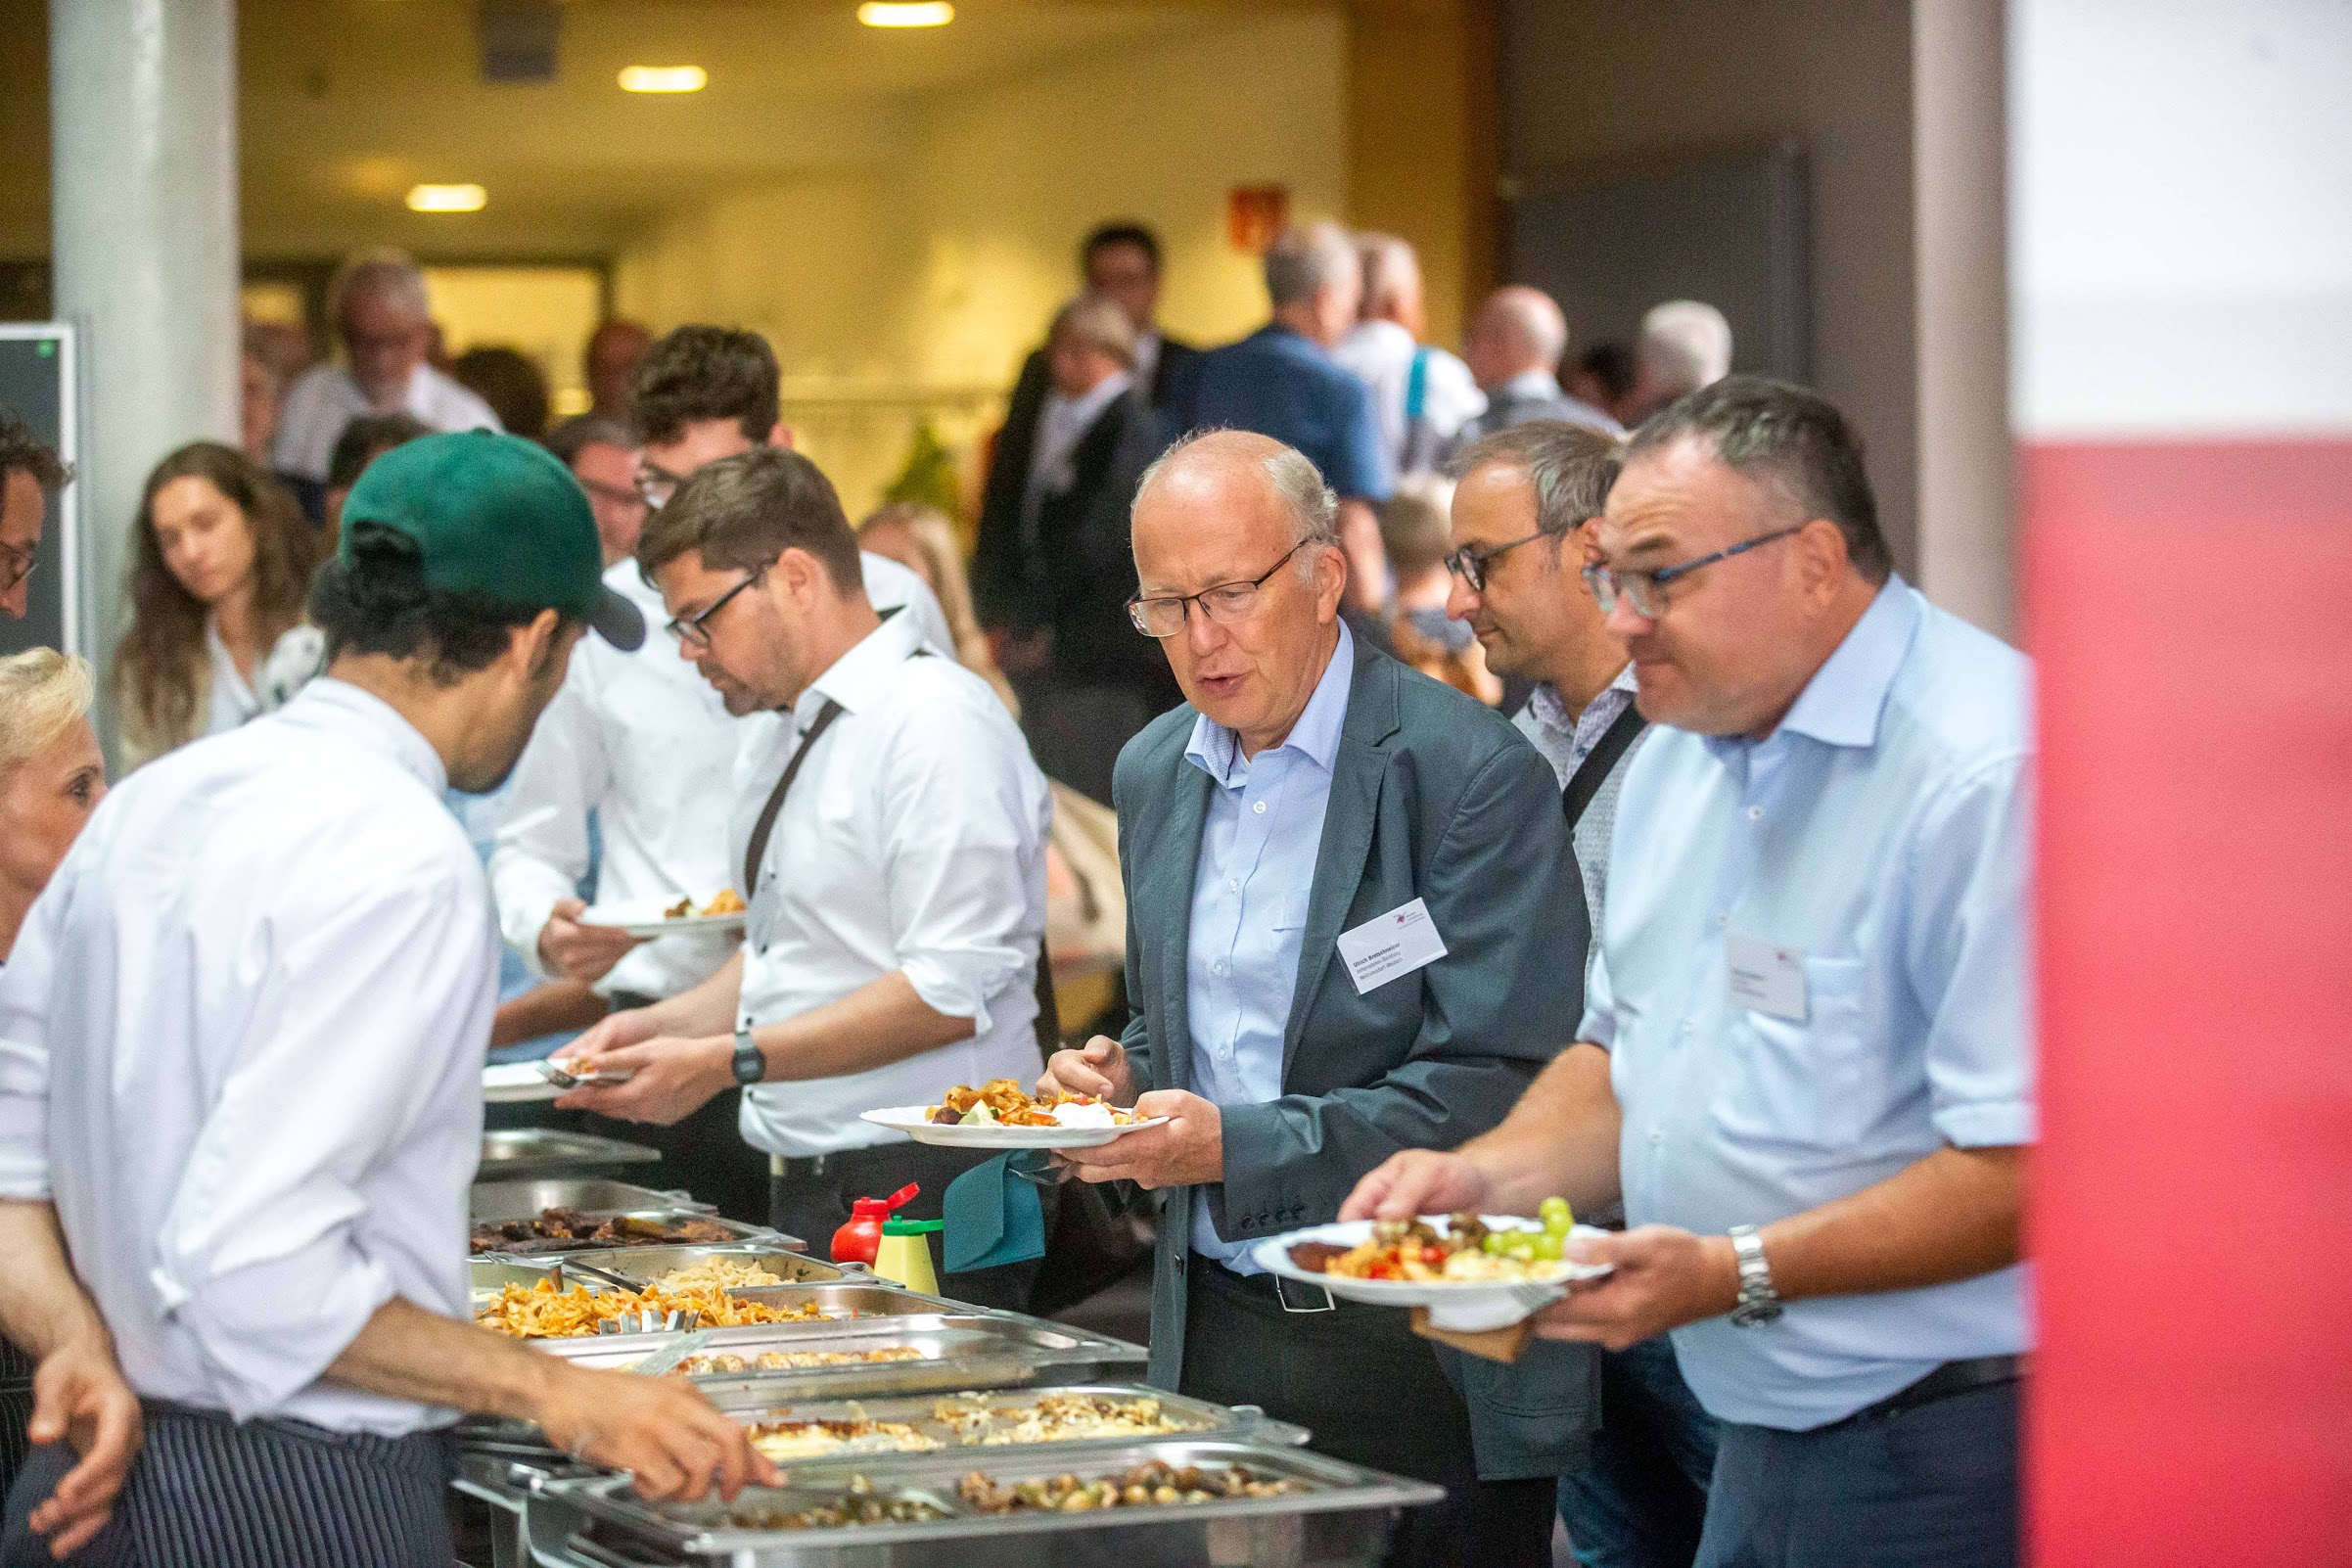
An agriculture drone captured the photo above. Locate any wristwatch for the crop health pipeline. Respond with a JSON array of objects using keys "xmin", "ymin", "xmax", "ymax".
[
  {"xmin": 731, "ymin": 1028, "xmax": 765, "ymax": 1087},
  {"xmin": 1727, "ymin": 1224, "xmax": 1783, "ymax": 1327}
]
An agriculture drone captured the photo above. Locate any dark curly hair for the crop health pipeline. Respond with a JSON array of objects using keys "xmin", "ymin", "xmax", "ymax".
[
  {"xmin": 0, "ymin": 406, "xmax": 70, "ymax": 493},
  {"xmin": 309, "ymin": 523, "xmax": 561, "ymax": 688},
  {"xmin": 116, "ymin": 442, "xmax": 315, "ymax": 752},
  {"xmin": 630, "ymin": 326, "xmax": 778, "ymax": 447}
]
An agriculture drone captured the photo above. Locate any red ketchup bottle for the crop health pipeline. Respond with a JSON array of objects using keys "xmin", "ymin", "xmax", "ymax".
[{"xmin": 829, "ymin": 1182, "xmax": 919, "ymax": 1267}]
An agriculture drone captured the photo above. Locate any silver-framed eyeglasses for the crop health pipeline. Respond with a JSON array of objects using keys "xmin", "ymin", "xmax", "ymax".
[
  {"xmin": 1127, "ymin": 539, "xmax": 1308, "ymax": 638},
  {"xmin": 1582, "ymin": 526, "xmax": 1803, "ymax": 620},
  {"xmin": 0, "ymin": 540, "xmax": 33, "ymax": 595},
  {"xmin": 665, "ymin": 567, "xmax": 764, "ymax": 650}
]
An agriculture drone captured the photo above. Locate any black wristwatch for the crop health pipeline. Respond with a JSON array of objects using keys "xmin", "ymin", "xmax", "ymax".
[{"xmin": 731, "ymin": 1027, "xmax": 765, "ymax": 1086}]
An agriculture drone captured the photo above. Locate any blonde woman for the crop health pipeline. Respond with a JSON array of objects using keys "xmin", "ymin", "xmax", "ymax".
[
  {"xmin": 855, "ymin": 502, "xmax": 1017, "ymax": 709},
  {"xmin": 0, "ymin": 649, "xmax": 106, "ymax": 960}
]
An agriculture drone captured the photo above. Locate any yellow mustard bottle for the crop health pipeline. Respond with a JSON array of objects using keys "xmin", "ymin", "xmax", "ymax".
[{"xmin": 874, "ymin": 1217, "xmax": 942, "ymax": 1294}]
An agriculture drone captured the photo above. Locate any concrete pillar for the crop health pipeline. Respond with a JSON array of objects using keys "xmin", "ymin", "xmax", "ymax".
[
  {"xmin": 1911, "ymin": 0, "xmax": 2011, "ymax": 640},
  {"xmin": 48, "ymin": 0, "xmax": 240, "ymax": 722}
]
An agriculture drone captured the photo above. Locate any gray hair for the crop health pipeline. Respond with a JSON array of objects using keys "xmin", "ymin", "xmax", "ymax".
[
  {"xmin": 1135, "ymin": 431, "xmax": 1340, "ymax": 582},
  {"xmin": 1264, "ymin": 222, "xmax": 1360, "ymax": 310},
  {"xmin": 1049, "ymin": 293, "xmax": 1138, "ymax": 370},
  {"xmin": 1637, "ymin": 300, "xmax": 1733, "ymax": 399},
  {"xmin": 1446, "ymin": 421, "xmax": 1625, "ymax": 560},
  {"xmin": 0, "ymin": 648, "xmax": 96, "ymax": 771},
  {"xmin": 327, "ymin": 249, "xmax": 431, "ymax": 327}
]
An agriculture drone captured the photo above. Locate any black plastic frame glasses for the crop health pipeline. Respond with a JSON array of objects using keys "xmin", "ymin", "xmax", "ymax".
[
  {"xmin": 0, "ymin": 540, "xmax": 33, "ymax": 595},
  {"xmin": 1127, "ymin": 539, "xmax": 1310, "ymax": 638},
  {"xmin": 1583, "ymin": 526, "xmax": 1804, "ymax": 620},
  {"xmin": 1442, "ymin": 527, "xmax": 1557, "ymax": 593},
  {"xmin": 666, "ymin": 567, "xmax": 765, "ymax": 649}
]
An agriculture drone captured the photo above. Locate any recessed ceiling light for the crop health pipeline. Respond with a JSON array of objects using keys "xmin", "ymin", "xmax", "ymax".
[
  {"xmin": 618, "ymin": 65, "xmax": 708, "ymax": 93},
  {"xmin": 858, "ymin": 2, "xmax": 953, "ymax": 27},
  {"xmin": 405, "ymin": 183, "xmax": 486, "ymax": 213}
]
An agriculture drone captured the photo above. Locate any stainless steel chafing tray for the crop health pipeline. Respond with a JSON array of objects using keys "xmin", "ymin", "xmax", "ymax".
[
  {"xmin": 527, "ymin": 1438, "xmax": 1442, "ymax": 1568},
  {"xmin": 709, "ymin": 1382, "xmax": 1311, "ymax": 1456},
  {"xmin": 566, "ymin": 1244, "xmax": 844, "ymax": 1287},
  {"xmin": 478, "ymin": 1129, "xmax": 663, "ymax": 1180},
  {"xmin": 471, "ymin": 1178, "xmax": 715, "ymax": 1222},
  {"xmin": 469, "ymin": 1256, "xmax": 568, "ymax": 1298}
]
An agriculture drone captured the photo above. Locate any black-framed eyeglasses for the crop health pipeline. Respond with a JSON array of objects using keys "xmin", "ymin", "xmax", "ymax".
[
  {"xmin": 635, "ymin": 460, "xmax": 689, "ymax": 511},
  {"xmin": 665, "ymin": 567, "xmax": 764, "ymax": 650},
  {"xmin": 1582, "ymin": 526, "xmax": 1804, "ymax": 621},
  {"xmin": 579, "ymin": 475, "xmax": 648, "ymax": 511},
  {"xmin": 1442, "ymin": 527, "xmax": 1559, "ymax": 593},
  {"xmin": 0, "ymin": 540, "xmax": 33, "ymax": 595},
  {"xmin": 1127, "ymin": 539, "xmax": 1310, "ymax": 638}
]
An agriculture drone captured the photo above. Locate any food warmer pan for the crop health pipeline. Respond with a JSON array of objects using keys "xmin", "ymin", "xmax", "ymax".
[
  {"xmin": 703, "ymin": 1382, "xmax": 1310, "ymax": 1455},
  {"xmin": 471, "ymin": 1178, "xmax": 716, "ymax": 1222},
  {"xmin": 524, "ymin": 1438, "xmax": 1442, "ymax": 1568},
  {"xmin": 478, "ymin": 1129, "xmax": 664, "ymax": 1181},
  {"xmin": 565, "ymin": 1244, "xmax": 850, "ymax": 1288}
]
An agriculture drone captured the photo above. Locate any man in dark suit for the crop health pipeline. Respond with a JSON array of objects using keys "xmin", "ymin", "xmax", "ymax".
[
  {"xmin": 1458, "ymin": 286, "xmax": 1624, "ymax": 445},
  {"xmin": 1042, "ymin": 431, "xmax": 1589, "ymax": 1566},
  {"xmin": 973, "ymin": 295, "xmax": 1176, "ymax": 804}
]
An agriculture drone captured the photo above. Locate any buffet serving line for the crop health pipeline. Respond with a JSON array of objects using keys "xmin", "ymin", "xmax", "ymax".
[{"xmin": 453, "ymin": 1131, "xmax": 1442, "ymax": 1568}]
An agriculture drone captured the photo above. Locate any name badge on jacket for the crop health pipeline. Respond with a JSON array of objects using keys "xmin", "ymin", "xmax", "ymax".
[
  {"xmin": 1726, "ymin": 932, "xmax": 1807, "ymax": 1022},
  {"xmin": 1336, "ymin": 898, "xmax": 1449, "ymax": 994}
]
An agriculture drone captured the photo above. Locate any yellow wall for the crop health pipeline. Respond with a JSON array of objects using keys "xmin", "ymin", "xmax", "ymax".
[
  {"xmin": 1347, "ymin": 0, "xmax": 1492, "ymax": 348},
  {"xmin": 613, "ymin": 10, "xmax": 1350, "ymax": 517}
]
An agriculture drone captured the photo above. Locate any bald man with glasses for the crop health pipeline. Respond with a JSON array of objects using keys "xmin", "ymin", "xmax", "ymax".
[{"xmin": 1040, "ymin": 431, "xmax": 1590, "ymax": 1567}]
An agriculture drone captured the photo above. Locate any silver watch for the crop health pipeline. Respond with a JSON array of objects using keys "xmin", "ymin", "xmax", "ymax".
[{"xmin": 1727, "ymin": 1224, "xmax": 1782, "ymax": 1327}]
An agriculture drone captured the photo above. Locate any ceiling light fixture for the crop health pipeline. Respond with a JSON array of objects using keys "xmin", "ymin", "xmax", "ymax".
[
  {"xmin": 618, "ymin": 65, "xmax": 708, "ymax": 93},
  {"xmin": 405, "ymin": 183, "xmax": 487, "ymax": 213},
  {"xmin": 858, "ymin": 2, "xmax": 953, "ymax": 27}
]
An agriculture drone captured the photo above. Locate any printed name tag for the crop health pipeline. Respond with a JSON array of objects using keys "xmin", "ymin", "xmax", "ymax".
[
  {"xmin": 1726, "ymin": 932, "xmax": 1808, "ymax": 1022},
  {"xmin": 1335, "ymin": 898, "xmax": 1450, "ymax": 995}
]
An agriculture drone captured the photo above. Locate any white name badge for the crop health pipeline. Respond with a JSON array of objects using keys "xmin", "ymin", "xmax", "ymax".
[
  {"xmin": 1336, "ymin": 898, "xmax": 1450, "ymax": 995},
  {"xmin": 1726, "ymin": 932, "xmax": 1808, "ymax": 1022}
]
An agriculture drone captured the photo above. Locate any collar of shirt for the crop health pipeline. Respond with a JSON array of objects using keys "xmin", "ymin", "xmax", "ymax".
[
  {"xmin": 1031, "ymin": 371, "xmax": 1133, "ymax": 489},
  {"xmin": 1704, "ymin": 577, "xmax": 1919, "ymax": 768},
  {"xmin": 1499, "ymin": 368, "xmax": 1565, "ymax": 403},
  {"xmin": 278, "ymin": 676, "xmax": 449, "ymax": 796},
  {"xmin": 1184, "ymin": 621, "xmax": 1355, "ymax": 788},
  {"xmin": 1133, "ymin": 330, "xmax": 1161, "ymax": 388},
  {"xmin": 797, "ymin": 602, "xmax": 929, "ymax": 725}
]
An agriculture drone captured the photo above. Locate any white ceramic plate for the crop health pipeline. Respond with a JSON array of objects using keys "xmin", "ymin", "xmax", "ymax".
[
  {"xmin": 484, "ymin": 1062, "xmax": 564, "ymax": 1104},
  {"xmin": 858, "ymin": 1105, "xmax": 1171, "ymax": 1149},
  {"xmin": 576, "ymin": 899, "xmax": 747, "ymax": 938},
  {"xmin": 1251, "ymin": 1216, "xmax": 1613, "ymax": 1331}
]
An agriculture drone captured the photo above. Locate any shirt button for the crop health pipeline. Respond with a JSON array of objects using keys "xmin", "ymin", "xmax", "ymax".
[
  {"xmin": 1681, "ymin": 1019, "xmax": 1694, "ymax": 1035},
  {"xmin": 1252, "ymin": 801, "xmax": 1267, "ymax": 815},
  {"xmin": 1716, "ymin": 913, "xmax": 1729, "ymax": 928},
  {"xmin": 1747, "ymin": 805, "xmax": 1765, "ymax": 822},
  {"xmin": 1212, "ymin": 959, "xmax": 1227, "ymax": 976},
  {"xmin": 1649, "ymin": 1130, "xmax": 1665, "ymax": 1144}
]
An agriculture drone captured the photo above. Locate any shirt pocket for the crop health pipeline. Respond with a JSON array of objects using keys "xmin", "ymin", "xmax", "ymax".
[{"xmin": 1710, "ymin": 955, "xmax": 1879, "ymax": 1151}]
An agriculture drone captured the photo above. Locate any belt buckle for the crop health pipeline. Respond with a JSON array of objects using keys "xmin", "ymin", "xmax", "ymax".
[{"xmin": 1273, "ymin": 1275, "xmax": 1335, "ymax": 1314}]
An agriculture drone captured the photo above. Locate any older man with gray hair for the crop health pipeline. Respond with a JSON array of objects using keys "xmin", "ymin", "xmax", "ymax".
[
  {"xmin": 1624, "ymin": 300, "xmax": 1735, "ymax": 426},
  {"xmin": 273, "ymin": 250, "xmax": 501, "ymax": 484},
  {"xmin": 1334, "ymin": 234, "xmax": 1485, "ymax": 476},
  {"xmin": 1166, "ymin": 223, "xmax": 1393, "ymax": 614},
  {"xmin": 1459, "ymin": 285, "xmax": 1624, "ymax": 441},
  {"xmin": 1040, "ymin": 429, "xmax": 1586, "ymax": 1566}
]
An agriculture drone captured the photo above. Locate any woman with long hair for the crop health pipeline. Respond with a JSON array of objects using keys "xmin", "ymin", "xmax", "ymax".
[
  {"xmin": 115, "ymin": 441, "xmax": 317, "ymax": 766},
  {"xmin": 855, "ymin": 501, "xmax": 1017, "ymax": 709}
]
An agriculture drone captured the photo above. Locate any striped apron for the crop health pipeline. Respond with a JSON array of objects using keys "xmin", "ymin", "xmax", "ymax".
[
  {"xmin": 0, "ymin": 1341, "xmax": 32, "ymax": 1511},
  {"xmin": 2, "ymin": 1400, "xmax": 455, "ymax": 1568}
]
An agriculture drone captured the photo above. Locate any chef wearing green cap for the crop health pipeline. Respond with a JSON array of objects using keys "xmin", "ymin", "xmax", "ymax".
[{"xmin": 0, "ymin": 432, "xmax": 775, "ymax": 1567}]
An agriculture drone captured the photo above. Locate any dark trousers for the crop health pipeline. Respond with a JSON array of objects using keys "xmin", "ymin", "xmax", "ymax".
[
  {"xmin": 1179, "ymin": 1257, "xmax": 1553, "ymax": 1568},
  {"xmin": 1559, "ymin": 1333, "xmax": 1722, "ymax": 1568},
  {"xmin": 768, "ymin": 1140, "xmax": 1052, "ymax": 1312},
  {"xmin": 1693, "ymin": 1379, "xmax": 2020, "ymax": 1568},
  {"xmin": 2, "ymin": 1401, "xmax": 455, "ymax": 1568}
]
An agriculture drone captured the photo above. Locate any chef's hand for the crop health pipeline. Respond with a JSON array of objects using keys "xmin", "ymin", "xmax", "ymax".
[
  {"xmin": 1038, "ymin": 1035, "xmax": 1135, "ymax": 1106},
  {"xmin": 1527, "ymin": 1224, "xmax": 1741, "ymax": 1352},
  {"xmin": 537, "ymin": 899, "xmax": 643, "ymax": 985},
  {"xmin": 534, "ymin": 1365, "xmax": 778, "ymax": 1502},
  {"xmin": 1056, "ymin": 1090, "xmax": 1221, "ymax": 1190},
  {"xmin": 555, "ymin": 1035, "xmax": 730, "ymax": 1127},
  {"xmin": 23, "ymin": 1333, "xmax": 143, "ymax": 1558},
  {"xmin": 1340, "ymin": 1148, "xmax": 1496, "ymax": 1223}
]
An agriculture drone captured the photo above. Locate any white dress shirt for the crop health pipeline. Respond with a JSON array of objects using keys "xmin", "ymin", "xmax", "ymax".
[
  {"xmin": 489, "ymin": 554, "xmax": 951, "ymax": 1002},
  {"xmin": 1514, "ymin": 664, "xmax": 1646, "ymax": 952},
  {"xmin": 1023, "ymin": 370, "xmax": 1133, "ymax": 530},
  {"xmin": 1332, "ymin": 318, "xmax": 1486, "ymax": 468},
  {"xmin": 0, "ymin": 680, "xmax": 494, "ymax": 1436},
  {"xmin": 730, "ymin": 607, "xmax": 1051, "ymax": 1157},
  {"xmin": 271, "ymin": 361, "xmax": 501, "ymax": 483}
]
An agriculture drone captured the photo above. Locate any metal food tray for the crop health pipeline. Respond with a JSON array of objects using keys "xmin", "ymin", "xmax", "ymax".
[
  {"xmin": 469, "ymin": 1256, "xmax": 570, "ymax": 1302},
  {"xmin": 479, "ymin": 1129, "xmax": 663, "ymax": 1180},
  {"xmin": 567, "ymin": 1244, "xmax": 848, "ymax": 1288},
  {"xmin": 471, "ymin": 1178, "xmax": 715, "ymax": 1222},
  {"xmin": 475, "ymin": 1213, "xmax": 785, "ymax": 1260},
  {"xmin": 710, "ymin": 1382, "xmax": 1311, "ymax": 1456},
  {"xmin": 529, "ymin": 1438, "xmax": 1441, "ymax": 1567},
  {"xmin": 524, "ymin": 1311, "xmax": 1146, "ymax": 1401}
]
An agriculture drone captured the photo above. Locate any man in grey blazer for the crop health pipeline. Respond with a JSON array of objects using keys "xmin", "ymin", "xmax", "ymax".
[{"xmin": 1043, "ymin": 431, "xmax": 1590, "ymax": 1567}]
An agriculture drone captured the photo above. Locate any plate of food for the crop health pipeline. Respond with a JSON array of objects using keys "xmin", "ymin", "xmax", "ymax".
[
  {"xmin": 860, "ymin": 1080, "xmax": 1168, "ymax": 1148},
  {"xmin": 1252, "ymin": 1203, "xmax": 1612, "ymax": 1331},
  {"xmin": 577, "ymin": 890, "xmax": 748, "ymax": 938},
  {"xmin": 484, "ymin": 1061, "xmax": 565, "ymax": 1103}
]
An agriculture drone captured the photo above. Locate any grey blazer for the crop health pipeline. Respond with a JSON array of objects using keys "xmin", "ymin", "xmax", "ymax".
[{"xmin": 1111, "ymin": 635, "xmax": 1597, "ymax": 1472}]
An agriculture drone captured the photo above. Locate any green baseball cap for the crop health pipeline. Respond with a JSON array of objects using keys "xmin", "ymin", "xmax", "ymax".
[{"xmin": 340, "ymin": 429, "xmax": 644, "ymax": 651}]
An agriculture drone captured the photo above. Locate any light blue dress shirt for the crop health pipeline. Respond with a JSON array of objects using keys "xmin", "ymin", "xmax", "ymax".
[
  {"xmin": 1582, "ymin": 580, "xmax": 2036, "ymax": 1430},
  {"xmin": 1183, "ymin": 622, "xmax": 1356, "ymax": 1270}
]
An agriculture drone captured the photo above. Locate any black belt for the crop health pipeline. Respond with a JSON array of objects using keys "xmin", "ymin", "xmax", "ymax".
[
  {"xmin": 1827, "ymin": 1354, "xmax": 2025, "ymax": 1429},
  {"xmin": 1186, "ymin": 1251, "xmax": 1336, "ymax": 1314},
  {"xmin": 769, "ymin": 1145, "xmax": 899, "ymax": 1180}
]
